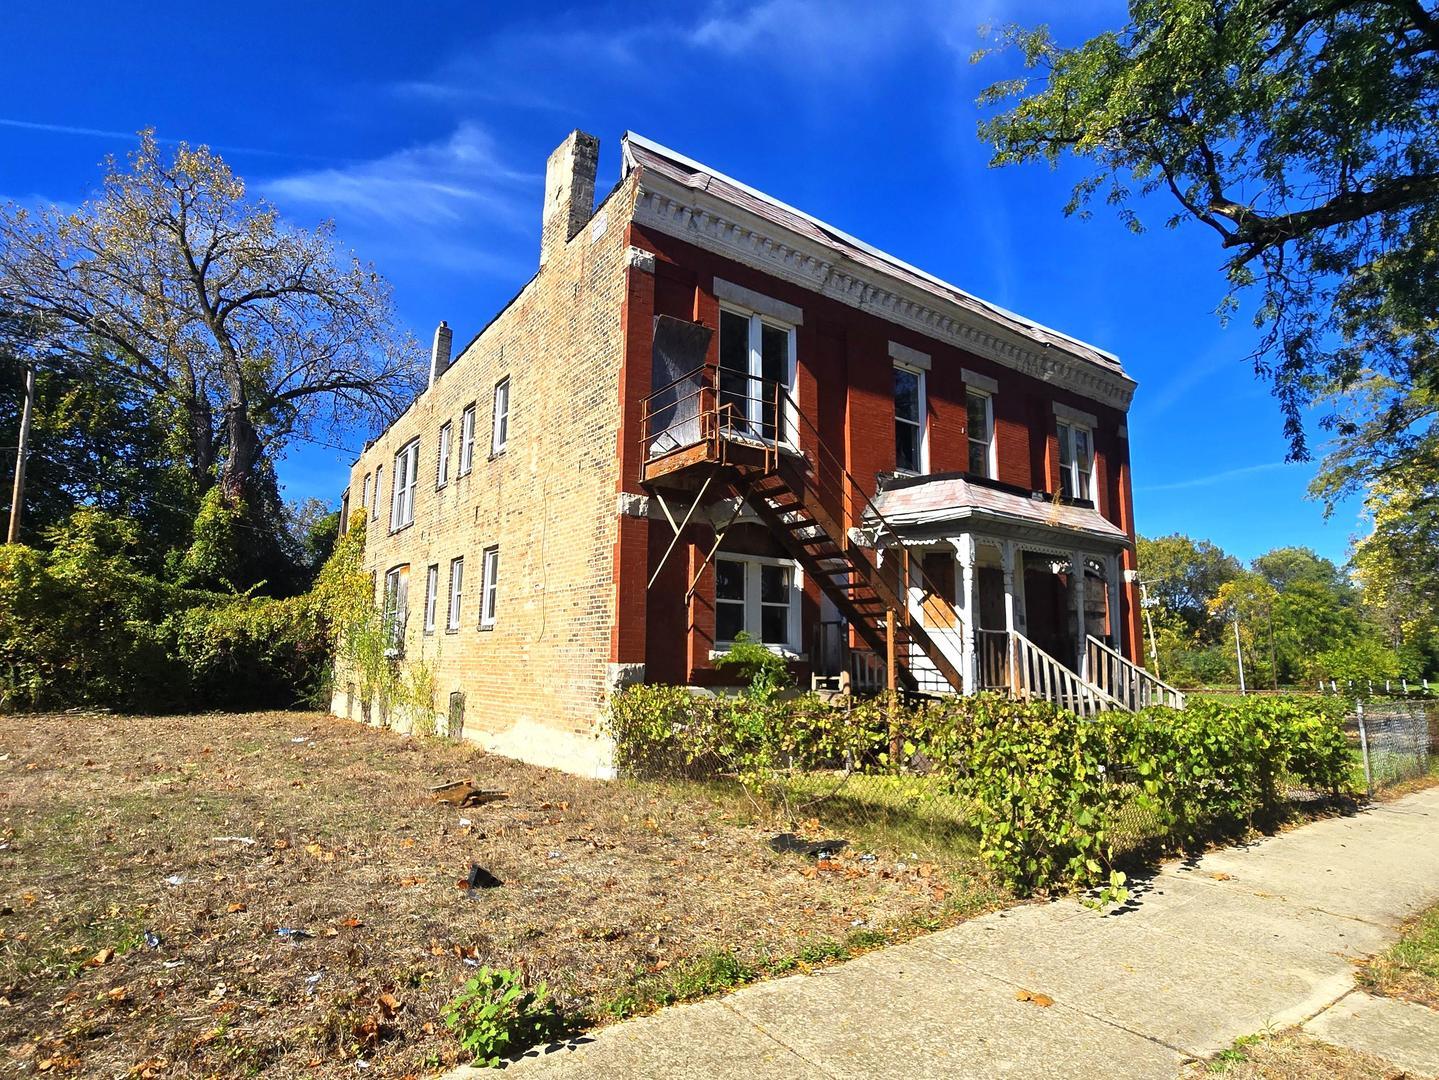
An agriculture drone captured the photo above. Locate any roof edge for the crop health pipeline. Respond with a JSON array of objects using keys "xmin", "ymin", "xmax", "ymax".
[{"xmin": 622, "ymin": 130, "xmax": 1125, "ymax": 373}]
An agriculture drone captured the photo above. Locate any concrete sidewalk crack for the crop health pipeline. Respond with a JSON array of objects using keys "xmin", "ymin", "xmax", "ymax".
[{"xmin": 718, "ymin": 999, "xmax": 840, "ymax": 1078}]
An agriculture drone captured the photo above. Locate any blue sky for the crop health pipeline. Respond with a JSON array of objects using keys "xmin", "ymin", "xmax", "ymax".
[{"xmin": 0, "ymin": 0, "xmax": 1364, "ymax": 565}]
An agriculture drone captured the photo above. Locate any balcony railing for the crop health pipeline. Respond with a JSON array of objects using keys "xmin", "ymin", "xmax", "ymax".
[{"xmin": 641, "ymin": 363, "xmax": 791, "ymax": 465}]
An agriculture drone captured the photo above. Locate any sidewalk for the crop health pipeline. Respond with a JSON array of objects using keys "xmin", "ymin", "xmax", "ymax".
[{"xmin": 485, "ymin": 787, "xmax": 1439, "ymax": 1078}]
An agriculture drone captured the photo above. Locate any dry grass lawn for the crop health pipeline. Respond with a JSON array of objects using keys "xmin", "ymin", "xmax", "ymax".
[
  {"xmin": 0, "ymin": 711, "xmax": 1002, "ymax": 1077},
  {"xmin": 1184, "ymin": 1030, "xmax": 1414, "ymax": 1079},
  {"xmin": 1358, "ymin": 901, "xmax": 1439, "ymax": 1011}
]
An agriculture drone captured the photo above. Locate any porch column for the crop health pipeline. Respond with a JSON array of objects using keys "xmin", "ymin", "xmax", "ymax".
[
  {"xmin": 953, "ymin": 533, "xmax": 977, "ymax": 694},
  {"xmin": 1001, "ymin": 541, "xmax": 1017, "ymax": 635},
  {"xmin": 1071, "ymin": 550, "xmax": 1087, "ymax": 678},
  {"xmin": 1001, "ymin": 540, "xmax": 1019, "ymax": 695},
  {"xmin": 1105, "ymin": 553, "xmax": 1123, "ymax": 655}
]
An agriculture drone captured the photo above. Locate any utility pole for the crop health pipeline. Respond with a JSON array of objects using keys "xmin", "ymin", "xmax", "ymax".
[
  {"xmin": 1233, "ymin": 617, "xmax": 1247, "ymax": 695},
  {"xmin": 7, "ymin": 364, "xmax": 34, "ymax": 545}
]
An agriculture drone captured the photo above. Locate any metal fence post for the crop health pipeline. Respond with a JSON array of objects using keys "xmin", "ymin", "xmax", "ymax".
[{"xmin": 1357, "ymin": 700, "xmax": 1373, "ymax": 801}]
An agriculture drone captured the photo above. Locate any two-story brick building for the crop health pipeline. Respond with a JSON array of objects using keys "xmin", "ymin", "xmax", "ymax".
[{"xmin": 338, "ymin": 129, "xmax": 1172, "ymax": 777}]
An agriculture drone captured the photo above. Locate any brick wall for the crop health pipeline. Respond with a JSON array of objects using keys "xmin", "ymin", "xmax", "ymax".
[
  {"xmin": 336, "ymin": 159, "xmax": 641, "ymax": 777},
  {"xmin": 618, "ymin": 224, "xmax": 1145, "ymax": 675}
]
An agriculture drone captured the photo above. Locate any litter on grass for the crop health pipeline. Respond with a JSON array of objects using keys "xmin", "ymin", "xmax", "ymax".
[
  {"xmin": 465, "ymin": 864, "xmax": 503, "ymax": 890},
  {"xmin": 430, "ymin": 780, "xmax": 509, "ymax": 807},
  {"xmin": 768, "ymin": 833, "xmax": 849, "ymax": 859},
  {"xmin": 275, "ymin": 927, "xmax": 313, "ymax": 941}
]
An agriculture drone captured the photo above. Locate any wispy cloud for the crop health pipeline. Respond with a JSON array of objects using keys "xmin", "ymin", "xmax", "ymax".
[
  {"xmin": 394, "ymin": 1, "xmax": 958, "ymax": 113},
  {"xmin": 1137, "ymin": 461, "xmax": 1303, "ymax": 493},
  {"xmin": 260, "ymin": 122, "xmax": 537, "ymax": 278},
  {"xmin": 0, "ymin": 116, "xmax": 338, "ymax": 162}
]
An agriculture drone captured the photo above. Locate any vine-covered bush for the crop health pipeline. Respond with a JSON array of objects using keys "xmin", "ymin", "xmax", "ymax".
[
  {"xmin": 0, "ymin": 508, "xmax": 370, "ymax": 713},
  {"xmin": 607, "ymin": 686, "xmax": 1357, "ymax": 901}
]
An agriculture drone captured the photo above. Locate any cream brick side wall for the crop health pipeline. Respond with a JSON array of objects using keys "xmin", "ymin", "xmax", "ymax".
[{"xmin": 333, "ymin": 175, "xmax": 639, "ymax": 778}]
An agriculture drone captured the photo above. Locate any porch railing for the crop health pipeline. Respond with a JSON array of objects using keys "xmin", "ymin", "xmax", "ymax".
[
  {"xmin": 1012, "ymin": 629, "xmax": 1122, "ymax": 718},
  {"xmin": 1086, "ymin": 635, "xmax": 1186, "ymax": 710}
]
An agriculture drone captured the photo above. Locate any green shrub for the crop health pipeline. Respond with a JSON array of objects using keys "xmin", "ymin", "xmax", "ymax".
[
  {"xmin": 607, "ymin": 684, "xmax": 1356, "ymax": 903},
  {"xmin": 441, "ymin": 967, "xmax": 567, "ymax": 1068}
]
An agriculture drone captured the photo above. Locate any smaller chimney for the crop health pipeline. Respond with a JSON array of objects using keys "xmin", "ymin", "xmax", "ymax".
[
  {"xmin": 539, "ymin": 130, "xmax": 600, "ymax": 267},
  {"xmin": 430, "ymin": 321, "xmax": 453, "ymax": 388}
]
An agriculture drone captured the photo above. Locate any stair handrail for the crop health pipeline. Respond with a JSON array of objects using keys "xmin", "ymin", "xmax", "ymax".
[
  {"xmin": 1011, "ymin": 629, "xmax": 1126, "ymax": 718},
  {"xmin": 1086, "ymin": 635, "xmax": 1186, "ymax": 710}
]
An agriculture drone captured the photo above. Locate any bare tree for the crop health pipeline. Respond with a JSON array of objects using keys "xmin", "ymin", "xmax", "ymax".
[{"xmin": 0, "ymin": 131, "xmax": 423, "ymax": 502}]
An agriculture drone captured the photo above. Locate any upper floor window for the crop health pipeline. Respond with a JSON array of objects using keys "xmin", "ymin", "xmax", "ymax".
[
  {"xmin": 437, "ymin": 421, "xmax": 452, "ymax": 488},
  {"xmin": 372, "ymin": 464, "xmax": 383, "ymax": 521},
  {"xmin": 422, "ymin": 564, "xmax": 439, "ymax": 634},
  {"xmin": 480, "ymin": 546, "xmax": 500, "ymax": 629},
  {"xmin": 491, "ymin": 377, "xmax": 510, "ymax": 456},
  {"xmin": 1057, "ymin": 420, "xmax": 1093, "ymax": 501},
  {"xmin": 390, "ymin": 439, "xmax": 419, "ymax": 530},
  {"xmin": 718, "ymin": 307, "xmax": 794, "ymax": 445},
  {"xmin": 447, "ymin": 556, "xmax": 464, "ymax": 632},
  {"xmin": 966, "ymin": 390, "xmax": 995, "ymax": 480},
  {"xmin": 361, "ymin": 472, "xmax": 371, "ymax": 510},
  {"xmin": 714, "ymin": 554, "xmax": 800, "ymax": 651},
  {"xmin": 459, "ymin": 403, "xmax": 477, "ymax": 476},
  {"xmin": 893, "ymin": 364, "xmax": 926, "ymax": 474}
]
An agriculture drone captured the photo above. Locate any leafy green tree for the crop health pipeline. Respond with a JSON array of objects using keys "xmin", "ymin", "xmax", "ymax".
[
  {"xmin": 1, "ymin": 340, "xmax": 194, "ymax": 556},
  {"xmin": 1350, "ymin": 476, "xmax": 1439, "ymax": 676},
  {"xmin": 0, "ymin": 132, "xmax": 422, "ymax": 585},
  {"xmin": 1136, "ymin": 534, "xmax": 1242, "ymax": 639},
  {"xmin": 978, "ymin": 0, "xmax": 1439, "ymax": 498}
]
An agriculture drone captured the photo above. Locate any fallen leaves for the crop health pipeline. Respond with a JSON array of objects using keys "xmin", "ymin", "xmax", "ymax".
[{"xmin": 1015, "ymin": 988, "xmax": 1054, "ymax": 1007}]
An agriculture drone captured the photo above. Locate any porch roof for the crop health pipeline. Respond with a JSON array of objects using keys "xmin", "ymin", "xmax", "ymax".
[{"xmin": 866, "ymin": 474, "xmax": 1132, "ymax": 551}]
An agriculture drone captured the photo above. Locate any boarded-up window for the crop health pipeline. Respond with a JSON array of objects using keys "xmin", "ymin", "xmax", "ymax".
[
  {"xmin": 647, "ymin": 315, "xmax": 713, "ymax": 456},
  {"xmin": 919, "ymin": 554, "xmax": 957, "ymax": 629}
]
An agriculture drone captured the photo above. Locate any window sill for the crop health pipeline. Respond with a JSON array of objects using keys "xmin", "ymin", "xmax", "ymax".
[
  {"xmin": 444, "ymin": 627, "xmax": 460, "ymax": 636},
  {"xmin": 436, "ymin": 481, "xmax": 449, "ymax": 492},
  {"xmin": 489, "ymin": 448, "xmax": 507, "ymax": 461},
  {"xmin": 478, "ymin": 622, "xmax": 496, "ymax": 632},
  {"xmin": 388, "ymin": 521, "xmax": 415, "ymax": 538},
  {"xmin": 710, "ymin": 646, "xmax": 806, "ymax": 662}
]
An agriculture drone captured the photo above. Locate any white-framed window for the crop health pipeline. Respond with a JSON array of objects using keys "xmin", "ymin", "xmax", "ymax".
[
  {"xmin": 436, "ymin": 421, "xmax": 452, "ymax": 488},
  {"xmin": 372, "ymin": 464, "xmax": 383, "ymax": 520},
  {"xmin": 713, "ymin": 553, "xmax": 802, "ymax": 652},
  {"xmin": 717, "ymin": 306, "xmax": 796, "ymax": 446},
  {"xmin": 361, "ymin": 472, "xmax": 371, "ymax": 510},
  {"xmin": 893, "ymin": 364, "xmax": 927, "ymax": 474},
  {"xmin": 382, "ymin": 565, "xmax": 409, "ymax": 653},
  {"xmin": 422, "ymin": 564, "xmax": 439, "ymax": 634},
  {"xmin": 966, "ymin": 389, "xmax": 995, "ymax": 480},
  {"xmin": 1057, "ymin": 420, "xmax": 1094, "ymax": 501},
  {"xmin": 458, "ymin": 403, "xmax": 476, "ymax": 476},
  {"xmin": 479, "ymin": 546, "xmax": 499, "ymax": 629},
  {"xmin": 390, "ymin": 439, "xmax": 419, "ymax": 530},
  {"xmin": 446, "ymin": 556, "xmax": 464, "ymax": 632},
  {"xmin": 491, "ymin": 377, "xmax": 510, "ymax": 456}
]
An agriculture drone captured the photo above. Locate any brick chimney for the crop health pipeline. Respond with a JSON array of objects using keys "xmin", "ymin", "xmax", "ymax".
[
  {"xmin": 539, "ymin": 130, "xmax": 599, "ymax": 267},
  {"xmin": 429, "ymin": 320, "xmax": 453, "ymax": 388}
]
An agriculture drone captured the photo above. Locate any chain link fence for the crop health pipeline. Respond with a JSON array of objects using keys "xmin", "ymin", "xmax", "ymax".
[{"xmin": 1354, "ymin": 699, "xmax": 1439, "ymax": 797}]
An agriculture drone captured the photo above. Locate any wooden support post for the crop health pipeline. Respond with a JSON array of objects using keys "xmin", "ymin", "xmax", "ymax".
[
  {"xmin": 885, "ymin": 607, "xmax": 897, "ymax": 692},
  {"xmin": 886, "ymin": 607, "xmax": 900, "ymax": 771}
]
